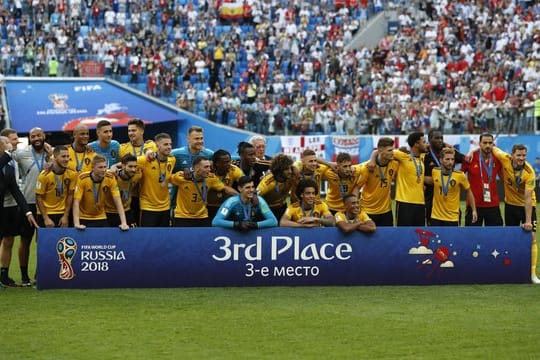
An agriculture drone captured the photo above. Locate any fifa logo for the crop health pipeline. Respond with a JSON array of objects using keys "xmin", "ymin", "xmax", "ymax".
[{"xmin": 57, "ymin": 237, "xmax": 77, "ymax": 280}]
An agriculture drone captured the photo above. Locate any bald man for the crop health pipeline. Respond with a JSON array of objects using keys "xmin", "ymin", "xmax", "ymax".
[{"xmin": 67, "ymin": 124, "xmax": 96, "ymax": 173}]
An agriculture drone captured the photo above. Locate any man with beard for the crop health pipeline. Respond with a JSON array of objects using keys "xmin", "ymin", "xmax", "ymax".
[
  {"xmin": 492, "ymin": 144, "xmax": 539, "ymax": 284},
  {"xmin": 322, "ymin": 152, "xmax": 363, "ymax": 214},
  {"xmin": 73, "ymin": 155, "xmax": 129, "ymax": 230},
  {"xmin": 0, "ymin": 136, "xmax": 38, "ymax": 287},
  {"xmin": 234, "ymin": 142, "xmax": 268, "ymax": 188},
  {"xmin": 171, "ymin": 156, "xmax": 236, "ymax": 227},
  {"xmin": 2, "ymin": 128, "xmax": 50, "ymax": 286},
  {"xmin": 35, "ymin": 145, "xmax": 78, "ymax": 228},
  {"xmin": 356, "ymin": 137, "xmax": 398, "ymax": 226},
  {"xmin": 88, "ymin": 120, "xmax": 121, "ymax": 167},
  {"xmin": 290, "ymin": 149, "xmax": 328, "ymax": 203},
  {"xmin": 206, "ymin": 150, "xmax": 243, "ymax": 221},
  {"xmin": 393, "ymin": 132, "xmax": 429, "ymax": 226},
  {"xmin": 212, "ymin": 175, "xmax": 277, "ymax": 230},
  {"xmin": 461, "ymin": 133, "xmax": 503, "ymax": 226},
  {"xmin": 425, "ymin": 148, "xmax": 476, "ymax": 226},
  {"xmin": 424, "ymin": 129, "xmax": 464, "ymax": 225},
  {"xmin": 257, "ymin": 153, "xmax": 296, "ymax": 220},
  {"xmin": 67, "ymin": 124, "xmax": 95, "ymax": 173},
  {"xmin": 105, "ymin": 154, "xmax": 141, "ymax": 227},
  {"xmin": 138, "ymin": 133, "xmax": 176, "ymax": 227}
]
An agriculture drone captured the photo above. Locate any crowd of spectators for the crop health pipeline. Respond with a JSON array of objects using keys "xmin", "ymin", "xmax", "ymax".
[{"xmin": 1, "ymin": 0, "xmax": 540, "ymax": 136}]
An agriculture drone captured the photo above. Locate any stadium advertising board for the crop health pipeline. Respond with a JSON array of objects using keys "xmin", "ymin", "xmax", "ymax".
[
  {"xmin": 5, "ymin": 79, "xmax": 178, "ymax": 132},
  {"xmin": 37, "ymin": 227, "xmax": 530, "ymax": 289}
]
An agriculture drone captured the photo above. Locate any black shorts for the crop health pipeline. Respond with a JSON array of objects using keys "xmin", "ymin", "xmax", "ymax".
[
  {"xmin": 0, "ymin": 206, "xmax": 21, "ymax": 237},
  {"xmin": 505, "ymin": 204, "xmax": 537, "ymax": 231},
  {"xmin": 396, "ymin": 201, "xmax": 425, "ymax": 227},
  {"xmin": 270, "ymin": 205, "xmax": 287, "ymax": 222},
  {"xmin": 106, "ymin": 210, "xmax": 136, "ymax": 228},
  {"xmin": 465, "ymin": 206, "xmax": 503, "ymax": 226},
  {"xmin": 20, "ymin": 204, "xmax": 37, "ymax": 239},
  {"xmin": 173, "ymin": 217, "xmax": 211, "ymax": 227},
  {"xmin": 37, "ymin": 213, "xmax": 66, "ymax": 228},
  {"xmin": 430, "ymin": 218, "xmax": 459, "ymax": 227},
  {"xmin": 130, "ymin": 196, "xmax": 141, "ymax": 226},
  {"xmin": 367, "ymin": 210, "xmax": 394, "ymax": 226},
  {"xmin": 207, "ymin": 206, "xmax": 220, "ymax": 222},
  {"xmin": 140, "ymin": 210, "xmax": 170, "ymax": 227},
  {"xmin": 80, "ymin": 219, "xmax": 109, "ymax": 228}
]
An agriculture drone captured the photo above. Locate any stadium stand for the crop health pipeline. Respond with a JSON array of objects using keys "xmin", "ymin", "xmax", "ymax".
[{"xmin": 0, "ymin": 0, "xmax": 539, "ymax": 136}]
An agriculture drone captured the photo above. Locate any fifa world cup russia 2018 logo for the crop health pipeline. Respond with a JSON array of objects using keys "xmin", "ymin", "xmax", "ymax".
[
  {"xmin": 57, "ymin": 237, "xmax": 77, "ymax": 280},
  {"xmin": 48, "ymin": 93, "xmax": 69, "ymax": 109}
]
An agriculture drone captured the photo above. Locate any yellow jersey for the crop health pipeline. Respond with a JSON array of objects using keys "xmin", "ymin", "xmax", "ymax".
[
  {"xmin": 119, "ymin": 140, "xmax": 158, "ymax": 159},
  {"xmin": 74, "ymin": 171, "xmax": 120, "ymax": 220},
  {"xmin": 290, "ymin": 161, "xmax": 329, "ymax": 202},
  {"xmin": 207, "ymin": 164, "xmax": 243, "ymax": 207},
  {"xmin": 35, "ymin": 168, "xmax": 78, "ymax": 214},
  {"xmin": 335, "ymin": 210, "xmax": 371, "ymax": 224},
  {"xmin": 257, "ymin": 173, "xmax": 295, "ymax": 208},
  {"xmin": 355, "ymin": 160, "xmax": 399, "ymax": 214},
  {"xmin": 431, "ymin": 168, "xmax": 469, "ymax": 222},
  {"xmin": 67, "ymin": 145, "xmax": 95, "ymax": 173},
  {"xmin": 393, "ymin": 150, "xmax": 426, "ymax": 204},
  {"xmin": 322, "ymin": 168, "xmax": 363, "ymax": 212},
  {"xmin": 104, "ymin": 172, "xmax": 142, "ymax": 213},
  {"xmin": 137, "ymin": 155, "xmax": 176, "ymax": 211},
  {"xmin": 170, "ymin": 172, "xmax": 225, "ymax": 218},
  {"xmin": 492, "ymin": 148, "xmax": 536, "ymax": 206},
  {"xmin": 283, "ymin": 201, "xmax": 331, "ymax": 222}
]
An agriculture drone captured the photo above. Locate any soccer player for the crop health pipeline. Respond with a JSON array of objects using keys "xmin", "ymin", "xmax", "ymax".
[
  {"xmin": 356, "ymin": 137, "xmax": 398, "ymax": 226},
  {"xmin": 105, "ymin": 154, "xmax": 141, "ymax": 227},
  {"xmin": 322, "ymin": 152, "xmax": 362, "ymax": 214},
  {"xmin": 171, "ymin": 126, "xmax": 214, "ymax": 173},
  {"xmin": 280, "ymin": 179, "xmax": 334, "ymax": 227},
  {"xmin": 425, "ymin": 148, "xmax": 476, "ymax": 226},
  {"xmin": 119, "ymin": 118, "xmax": 157, "ymax": 158},
  {"xmin": 424, "ymin": 129, "xmax": 464, "ymax": 225},
  {"xmin": 461, "ymin": 133, "xmax": 503, "ymax": 226},
  {"xmin": 393, "ymin": 132, "xmax": 428, "ymax": 226},
  {"xmin": 137, "ymin": 133, "xmax": 176, "ymax": 227},
  {"xmin": 234, "ymin": 141, "xmax": 268, "ymax": 188},
  {"xmin": 290, "ymin": 149, "xmax": 328, "ymax": 203},
  {"xmin": 88, "ymin": 120, "xmax": 120, "ymax": 167},
  {"xmin": 73, "ymin": 155, "xmax": 129, "ymax": 230},
  {"xmin": 35, "ymin": 145, "xmax": 78, "ymax": 228},
  {"xmin": 492, "ymin": 144, "xmax": 539, "ymax": 284},
  {"xmin": 10, "ymin": 127, "xmax": 52, "ymax": 285},
  {"xmin": 212, "ymin": 175, "xmax": 277, "ymax": 230},
  {"xmin": 335, "ymin": 194, "xmax": 376, "ymax": 233},
  {"xmin": 207, "ymin": 149, "xmax": 243, "ymax": 220},
  {"xmin": 67, "ymin": 124, "xmax": 95, "ymax": 173},
  {"xmin": 257, "ymin": 153, "xmax": 295, "ymax": 220},
  {"xmin": 171, "ymin": 156, "xmax": 236, "ymax": 227}
]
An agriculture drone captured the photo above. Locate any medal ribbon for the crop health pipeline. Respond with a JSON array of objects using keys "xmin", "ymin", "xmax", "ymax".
[
  {"xmin": 479, "ymin": 152, "xmax": 493, "ymax": 183},
  {"xmin": 440, "ymin": 169, "xmax": 453, "ymax": 196},
  {"xmin": 31, "ymin": 148, "xmax": 46, "ymax": 172}
]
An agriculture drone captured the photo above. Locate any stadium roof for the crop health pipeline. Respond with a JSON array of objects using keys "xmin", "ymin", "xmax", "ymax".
[{"xmin": 4, "ymin": 78, "xmax": 179, "ymax": 133}]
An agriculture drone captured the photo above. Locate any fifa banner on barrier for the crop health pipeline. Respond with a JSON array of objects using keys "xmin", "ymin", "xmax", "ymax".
[{"xmin": 37, "ymin": 227, "xmax": 531, "ymax": 289}]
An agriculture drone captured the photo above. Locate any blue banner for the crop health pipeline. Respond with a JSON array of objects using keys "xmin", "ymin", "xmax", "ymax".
[
  {"xmin": 36, "ymin": 227, "xmax": 531, "ymax": 289},
  {"xmin": 5, "ymin": 79, "xmax": 178, "ymax": 132}
]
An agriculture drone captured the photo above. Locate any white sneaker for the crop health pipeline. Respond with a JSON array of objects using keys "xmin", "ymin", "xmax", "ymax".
[{"xmin": 532, "ymin": 274, "xmax": 540, "ymax": 284}]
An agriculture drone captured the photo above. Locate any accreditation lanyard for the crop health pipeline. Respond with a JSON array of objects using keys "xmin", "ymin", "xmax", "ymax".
[
  {"xmin": 193, "ymin": 177, "xmax": 207, "ymax": 203},
  {"xmin": 242, "ymin": 202, "xmax": 252, "ymax": 220},
  {"xmin": 479, "ymin": 152, "xmax": 493, "ymax": 183},
  {"xmin": 514, "ymin": 167, "xmax": 524, "ymax": 191},
  {"xmin": 119, "ymin": 171, "xmax": 133, "ymax": 202},
  {"xmin": 440, "ymin": 170, "xmax": 453, "ymax": 197},
  {"xmin": 54, "ymin": 173, "xmax": 64, "ymax": 197},
  {"xmin": 92, "ymin": 178, "xmax": 102, "ymax": 206},
  {"xmin": 31, "ymin": 149, "xmax": 46, "ymax": 172},
  {"xmin": 429, "ymin": 147, "xmax": 441, "ymax": 168},
  {"xmin": 132, "ymin": 143, "xmax": 144, "ymax": 156},
  {"xmin": 410, "ymin": 152, "xmax": 423, "ymax": 183},
  {"xmin": 72, "ymin": 144, "xmax": 85, "ymax": 171},
  {"xmin": 158, "ymin": 159, "xmax": 167, "ymax": 183},
  {"xmin": 338, "ymin": 175, "xmax": 348, "ymax": 199},
  {"xmin": 301, "ymin": 203, "xmax": 314, "ymax": 218}
]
